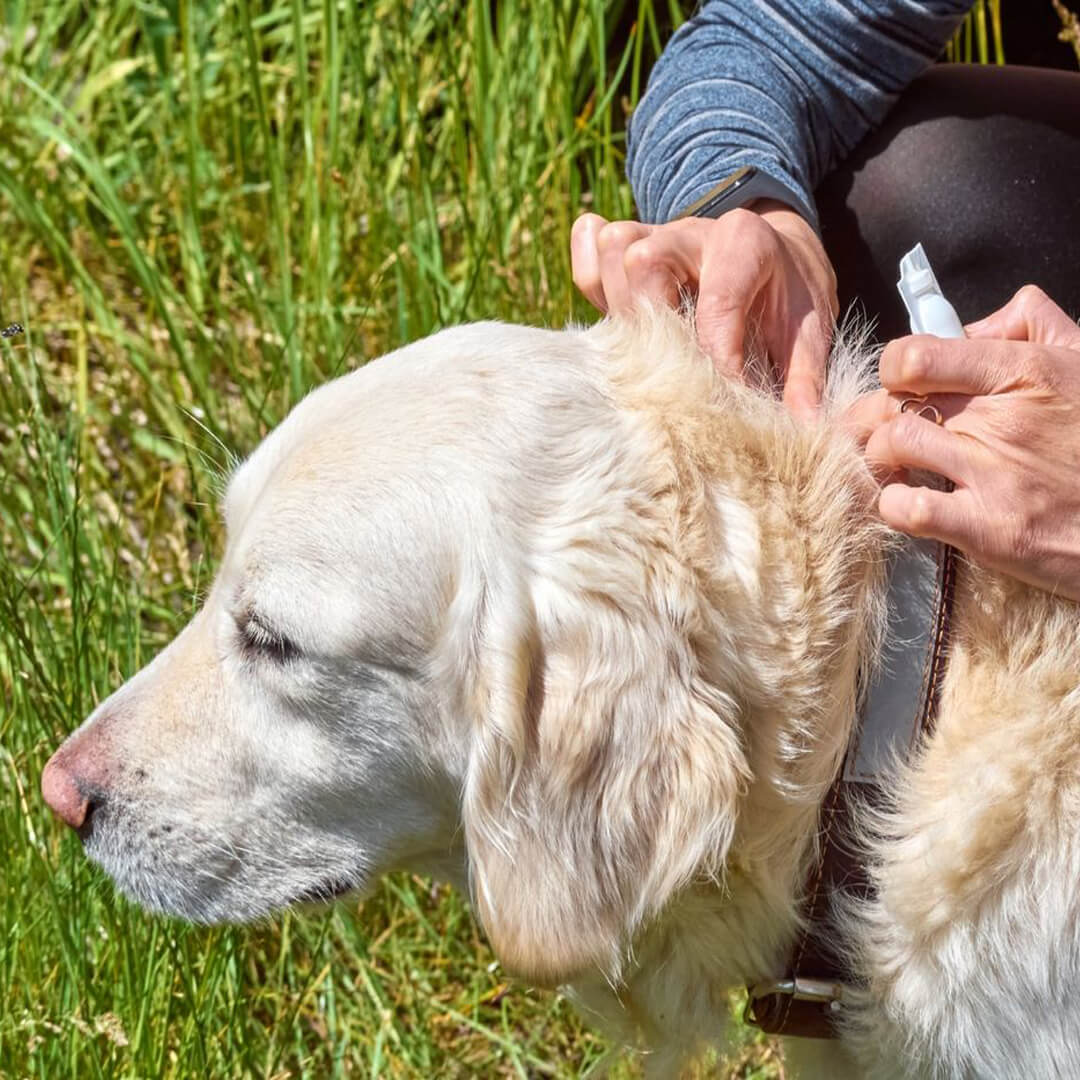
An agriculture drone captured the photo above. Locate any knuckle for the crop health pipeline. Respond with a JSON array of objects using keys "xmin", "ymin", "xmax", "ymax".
[
  {"xmin": 723, "ymin": 207, "xmax": 760, "ymax": 232},
  {"xmin": 721, "ymin": 207, "xmax": 772, "ymax": 248},
  {"xmin": 596, "ymin": 220, "xmax": 645, "ymax": 255},
  {"xmin": 622, "ymin": 237, "xmax": 664, "ymax": 274},
  {"xmin": 1014, "ymin": 283, "xmax": 1050, "ymax": 313},
  {"xmin": 905, "ymin": 490, "xmax": 937, "ymax": 535},
  {"xmin": 898, "ymin": 341, "xmax": 932, "ymax": 386}
]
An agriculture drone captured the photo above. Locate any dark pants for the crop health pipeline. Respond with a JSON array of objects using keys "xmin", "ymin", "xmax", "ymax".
[{"xmin": 816, "ymin": 65, "xmax": 1080, "ymax": 341}]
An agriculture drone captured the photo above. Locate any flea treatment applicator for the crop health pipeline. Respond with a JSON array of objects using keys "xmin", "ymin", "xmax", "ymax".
[{"xmin": 897, "ymin": 243, "xmax": 965, "ymax": 339}]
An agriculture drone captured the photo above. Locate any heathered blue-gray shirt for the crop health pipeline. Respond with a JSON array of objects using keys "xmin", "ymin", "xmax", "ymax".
[{"xmin": 627, "ymin": 1, "xmax": 973, "ymax": 229}]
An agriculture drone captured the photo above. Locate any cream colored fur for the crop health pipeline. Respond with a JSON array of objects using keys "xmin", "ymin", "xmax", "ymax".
[{"xmin": 53, "ymin": 308, "xmax": 1080, "ymax": 1078}]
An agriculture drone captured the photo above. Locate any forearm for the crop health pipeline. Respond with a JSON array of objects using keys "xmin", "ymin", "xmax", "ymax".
[{"xmin": 627, "ymin": 0, "xmax": 970, "ymax": 228}]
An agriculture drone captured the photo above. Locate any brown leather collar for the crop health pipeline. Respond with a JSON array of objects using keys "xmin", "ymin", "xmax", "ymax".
[{"xmin": 744, "ymin": 540, "xmax": 958, "ymax": 1039}]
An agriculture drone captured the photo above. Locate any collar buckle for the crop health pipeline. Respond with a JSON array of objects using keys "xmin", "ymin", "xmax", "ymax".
[
  {"xmin": 747, "ymin": 976, "xmax": 848, "ymax": 1009},
  {"xmin": 743, "ymin": 977, "xmax": 850, "ymax": 1035}
]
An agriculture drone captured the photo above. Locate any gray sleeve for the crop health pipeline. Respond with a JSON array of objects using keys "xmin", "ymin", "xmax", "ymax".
[{"xmin": 626, "ymin": 0, "xmax": 972, "ymax": 229}]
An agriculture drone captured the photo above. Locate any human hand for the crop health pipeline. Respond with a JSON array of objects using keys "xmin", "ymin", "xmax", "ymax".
[
  {"xmin": 570, "ymin": 201, "xmax": 838, "ymax": 419},
  {"xmin": 851, "ymin": 286, "xmax": 1080, "ymax": 600}
]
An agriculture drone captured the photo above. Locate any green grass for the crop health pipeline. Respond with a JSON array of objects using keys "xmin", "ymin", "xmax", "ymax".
[
  {"xmin": 0, "ymin": 1, "xmax": 787, "ymax": 1076},
  {"xmin": 0, "ymin": 0, "xmax": 1020, "ymax": 1075},
  {"xmin": 946, "ymin": 0, "xmax": 1004, "ymax": 65}
]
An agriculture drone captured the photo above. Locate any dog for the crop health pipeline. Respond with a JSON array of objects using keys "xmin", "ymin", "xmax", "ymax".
[{"xmin": 42, "ymin": 307, "xmax": 1080, "ymax": 1078}]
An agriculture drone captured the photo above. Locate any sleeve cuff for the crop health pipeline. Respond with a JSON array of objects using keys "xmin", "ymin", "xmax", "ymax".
[{"xmin": 673, "ymin": 166, "xmax": 819, "ymax": 234}]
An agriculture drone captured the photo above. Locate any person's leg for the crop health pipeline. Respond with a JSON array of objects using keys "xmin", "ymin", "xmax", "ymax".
[{"xmin": 816, "ymin": 64, "xmax": 1080, "ymax": 340}]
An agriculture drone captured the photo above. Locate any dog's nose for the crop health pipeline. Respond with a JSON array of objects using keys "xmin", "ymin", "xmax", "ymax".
[
  {"xmin": 42, "ymin": 733, "xmax": 113, "ymax": 831},
  {"xmin": 42, "ymin": 719, "xmax": 118, "ymax": 831},
  {"xmin": 41, "ymin": 755, "xmax": 93, "ymax": 828}
]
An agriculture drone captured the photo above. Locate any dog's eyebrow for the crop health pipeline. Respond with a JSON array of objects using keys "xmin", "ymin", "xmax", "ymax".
[
  {"xmin": 237, "ymin": 606, "xmax": 287, "ymax": 638},
  {"xmin": 231, "ymin": 597, "xmax": 278, "ymax": 638},
  {"xmin": 241, "ymin": 608, "xmax": 269, "ymax": 631}
]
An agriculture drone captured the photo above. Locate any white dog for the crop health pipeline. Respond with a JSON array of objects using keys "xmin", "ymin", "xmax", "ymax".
[{"xmin": 42, "ymin": 309, "xmax": 1080, "ymax": 1078}]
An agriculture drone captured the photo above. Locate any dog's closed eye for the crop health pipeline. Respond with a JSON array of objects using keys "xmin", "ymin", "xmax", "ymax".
[{"xmin": 237, "ymin": 611, "xmax": 301, "ymax": 665}]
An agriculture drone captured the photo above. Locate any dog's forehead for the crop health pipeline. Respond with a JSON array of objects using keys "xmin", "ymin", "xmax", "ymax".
[
  {"xmin": 223, "ymin": 375, "xmax": 370, "ymax": 535},
  {"xmin": 222, "ymin": 326, "xmax": 518, "ymax": 535},
  {"xmin": 216, "ymin": 384, "xmax": 467, "ymax": 652},
  {"xmin": 225, "ymin": 415, "xmax": 448, "ymax": 558}
]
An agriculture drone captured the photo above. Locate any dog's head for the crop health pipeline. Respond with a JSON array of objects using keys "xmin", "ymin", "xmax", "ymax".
[{"xmin": 43, "ymin": 319, "xmax": 753, "ymax": 984}]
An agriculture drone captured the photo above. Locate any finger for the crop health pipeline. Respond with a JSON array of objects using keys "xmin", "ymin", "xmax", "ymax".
[
  {"xmin": 838, "ymin": 390, "xmax": 969, "ymax": 443},
  {"xmin": 864, "ymin": 412, "xmax": 980, "ymax": 487},
  {"xmin": 878, "ymin": 483, "xmax": 976, "ymax": 548},
  {"xmin": 695, "ymin": 210, "xmax": 780, "ymax": 376},
  {"xmin": 571, "ymin": 213, "xmax": 610, "ymax": 312},
  {"xmin": 841, "ymin": 392, "xmax": 945, "ymax": 489},
  {"xmin": 596, "ymin": 220, "xmax": 653, "ymax": 314},
  {"xmin": 839, "ymin": 389, "xmax": 895, "ymax": 444},
  {"xmin": 966, "ymin": 284, "xmax": 1080, "ymax": 349},
  {"xmin": 622, "ymin": 234, "xmax": 688, "ymax": 310},
  {"xmin": 780, "ymin": 306, "xmax": 832, "ymax": 419},
  {"xmin": 699, "ymin": 300, "xmax": 751, "ymax": 379},
  {"xmin": 880, "ymin": 336, "xmax": 1034, "ymax": 397}
]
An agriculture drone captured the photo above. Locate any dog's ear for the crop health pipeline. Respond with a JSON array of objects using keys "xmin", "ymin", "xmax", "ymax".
[{"xmin": 460, "ymin": 562, "xmax": 749, "ymax": 986}]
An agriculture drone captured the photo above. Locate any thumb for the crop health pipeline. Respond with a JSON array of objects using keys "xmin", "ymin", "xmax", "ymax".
[
  {"xmin": 966, "ymin": 285, "xmax": 1080, "ymax": 349},
  {"xmin": 570, "ymin": 213, "xmax": 611, "ymax": 312}
]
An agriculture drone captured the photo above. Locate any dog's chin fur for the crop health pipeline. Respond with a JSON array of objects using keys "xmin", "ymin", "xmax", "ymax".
[{"xmin": 52, "ymin": 306, "xmax": 1080, "ymax": 1078}]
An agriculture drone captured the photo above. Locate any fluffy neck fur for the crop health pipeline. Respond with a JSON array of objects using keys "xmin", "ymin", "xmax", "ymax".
[{"xmin": 564, "ymin": 309, "xmax": 893, "ymax": 1063}]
